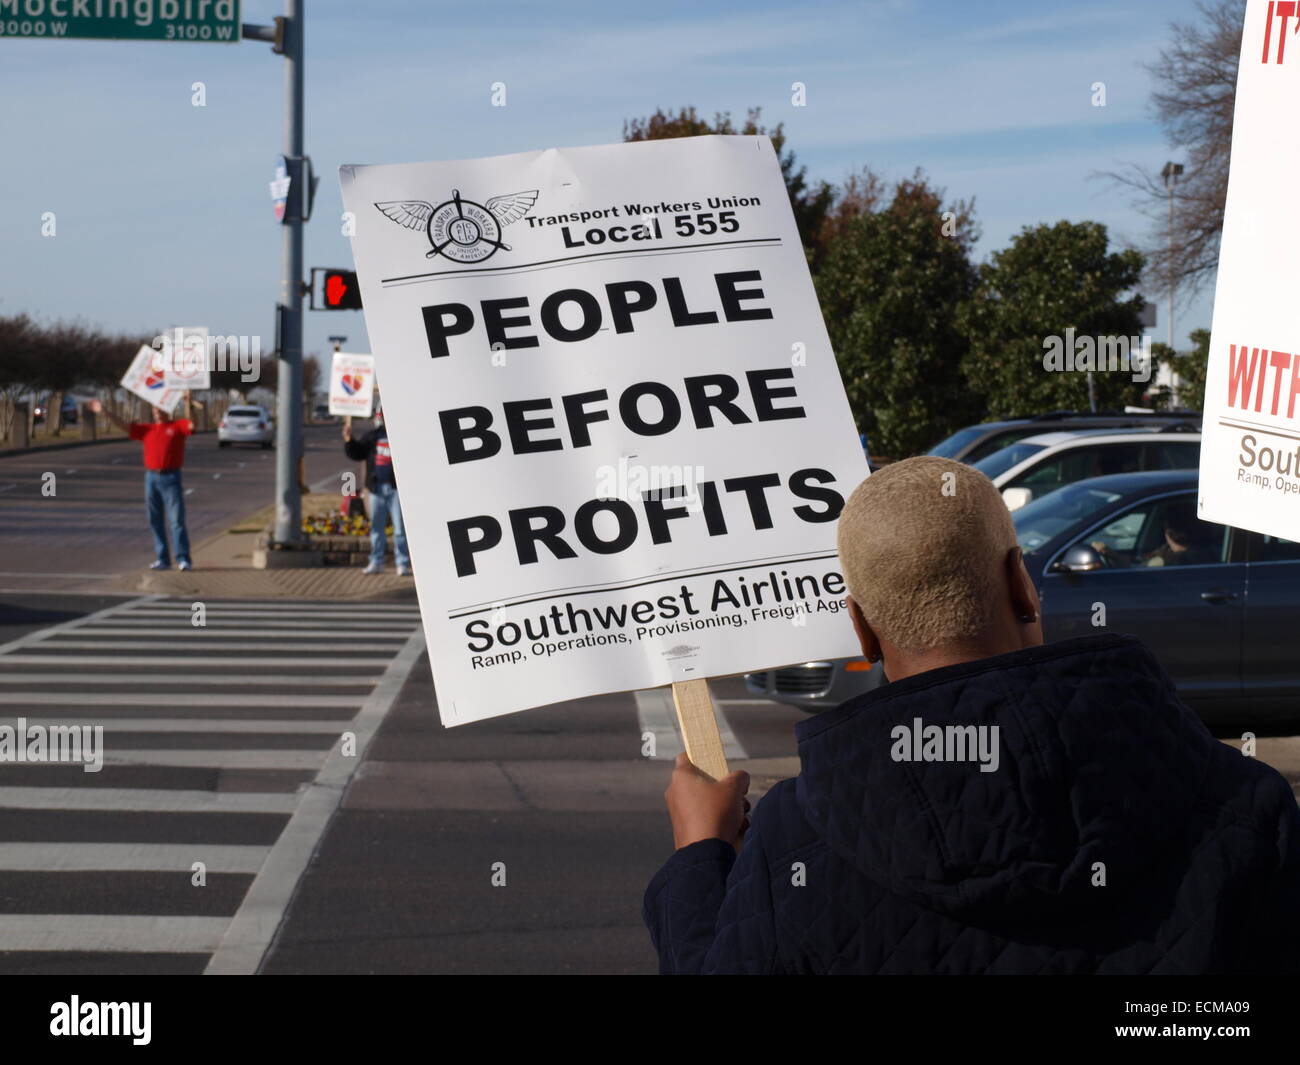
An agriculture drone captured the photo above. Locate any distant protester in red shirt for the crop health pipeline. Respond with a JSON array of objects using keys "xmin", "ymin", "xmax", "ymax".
[{"xmin": 90, "ymin": 398, "xmax": 199, "ymax": 571}]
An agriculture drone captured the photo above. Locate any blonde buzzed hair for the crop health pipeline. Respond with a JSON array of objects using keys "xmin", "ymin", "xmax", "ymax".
[{"xmin": 837, "ymin": 456, "xmax": 1018, "ymax": 653}]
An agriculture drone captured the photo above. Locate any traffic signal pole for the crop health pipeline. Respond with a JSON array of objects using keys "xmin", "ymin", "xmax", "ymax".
[{"xmin": 244, "ymin": 3, "xmax": 306, "ymax": 546}]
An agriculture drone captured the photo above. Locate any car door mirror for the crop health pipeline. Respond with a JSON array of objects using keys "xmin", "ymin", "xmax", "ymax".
[
  {"xmin": 1051, "ymin": 543, "xmax": 1104, "ymax": 573},
  {"xmin": 1002, "ymin": 486, "xmax": 1034, "ymax": 511}
]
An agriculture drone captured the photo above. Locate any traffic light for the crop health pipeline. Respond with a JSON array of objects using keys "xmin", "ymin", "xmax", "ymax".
[{"xmin": 319, "ymin": 269, "xmax": 362, "ymax": 310}]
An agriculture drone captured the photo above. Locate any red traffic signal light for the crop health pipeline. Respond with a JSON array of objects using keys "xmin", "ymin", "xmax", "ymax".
[{"xmin": 320, "ymin": 269, "xmax": 362, "ymax": 310}]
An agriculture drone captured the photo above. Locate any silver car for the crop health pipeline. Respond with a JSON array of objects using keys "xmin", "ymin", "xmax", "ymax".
[{"xmin": 218, "ymin": 405, "xmax": 274, "ymax": 448}]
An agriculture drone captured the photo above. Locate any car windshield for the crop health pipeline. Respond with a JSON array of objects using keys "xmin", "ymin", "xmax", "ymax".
[
  {"xmin": 1013, "ymin": 481, "xmax": 1125, "ymax": 554},
  {"xmin": 972, "ymin": 441, "xmax": 1047, "ymax": 481},
  {"xmin": 927, "ymin": 425, "xmax": 991, "ymax": 459},
  {"xmin": 962, "ymin": 428, "xmax": 1047, "ymax": 463},
  {"xmin": 228, "ymin": 407, "xmax": 261, "ymax": 417}
]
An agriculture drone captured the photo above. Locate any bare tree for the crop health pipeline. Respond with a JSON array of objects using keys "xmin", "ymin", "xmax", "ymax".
[
  {"xmin": 1106, "ymin": 1, "xmax": 1244, "ymax": 298},
  {"xmin": 0, "ymin": 314, "xmax": 38, "ymax": 444}
]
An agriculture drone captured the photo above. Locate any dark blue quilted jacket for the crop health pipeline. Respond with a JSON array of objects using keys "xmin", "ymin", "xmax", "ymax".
[{"xmin": 644, "ymin": 634, "xmax": 1300, "ymax": 974}]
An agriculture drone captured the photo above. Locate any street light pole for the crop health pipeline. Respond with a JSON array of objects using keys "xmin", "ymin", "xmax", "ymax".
[
  {"xmin": 243, "ymin": 6, "xmax": 307, "ymax": 547},
  {"xmin": 276, "ymin": 0, "xmax": 306, "ymax": 545},
  {"xmin": 1161, "ymin": 160, "xmax": 1184, "ymax": 404}
]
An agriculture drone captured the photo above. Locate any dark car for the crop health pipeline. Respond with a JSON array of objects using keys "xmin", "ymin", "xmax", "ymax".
[
  {"xmin": 746, "ymin": 470, "xmax": 1300, "ymax": 723},
  {"xmin": 31, "ymin": 395, "xmax": 80, "ymax": 426},
  {"xmin": 928, "ymin": 410, "xmax": 1201, "ymax": 465}
]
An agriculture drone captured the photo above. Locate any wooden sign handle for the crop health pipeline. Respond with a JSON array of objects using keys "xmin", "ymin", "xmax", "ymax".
[{"xmin": 671, "ymin": 679, "xmax": 730, "ymax": 781}]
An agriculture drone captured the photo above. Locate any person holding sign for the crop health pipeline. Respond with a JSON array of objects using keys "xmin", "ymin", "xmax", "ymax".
[
  {"xmin": 645, "ymin": 457, "xmax": 1300, "ymax": 974},
  {"xmin": 343, "ymin": 404, "xmax": 411, "ymax": 576},
  {"xmin": 89, "ymin": 396, "xmax": 201, "ymax": 571}
]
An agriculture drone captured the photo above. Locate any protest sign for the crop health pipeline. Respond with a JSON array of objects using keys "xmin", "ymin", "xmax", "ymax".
[
  {"xmin": 161, "ymin": 326, "xmax": 211, "ymax": 390},
  {"xmin": 328, "ymin": 352, "xmax": 376, "ymax": 417},
  {"xmin": 1198, "ymin": 0, "xmax": 1300, "ymax": 541},
  {"xmin": 340, "ymin": 136, "xmax": 868, "ymax": 737},
  {"xmin": 120, "ymin": 344, "xmax": 182, "ymax": 414}
]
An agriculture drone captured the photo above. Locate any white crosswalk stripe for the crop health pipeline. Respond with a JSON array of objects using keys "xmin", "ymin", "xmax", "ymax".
[
  {"xmin": 0, "ymin": 916, "xmax": 232, "ymax": 953},
  {"xmin": 0, "ymin": 596, "xmax": 425, "ymax": 972}
]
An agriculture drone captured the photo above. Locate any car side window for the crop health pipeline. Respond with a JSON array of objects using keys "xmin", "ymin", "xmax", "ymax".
[
  {"xmin": 1074, "ymin": 493, "xmax": 1229, "ymax": 569},
  {"xmin": 1143, "ymin": 441, "xmax": 1200, "ymax": 471},
  {"xmin": 1012, "ymin": 442, "xmax": 1144, "ymax": 494},
  {"xmin": 1248, "ymin": 532, "xmax": 1300, "ymax": 563},
  {"xmin": 966, "ymin": 429, "xmax": 1036, "ymax": 463}
]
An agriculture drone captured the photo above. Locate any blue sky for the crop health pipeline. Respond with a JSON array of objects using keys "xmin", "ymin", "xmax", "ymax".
[{"xmin": 0, "ymin": 0, "xmax": 1216, "ymax": 376}]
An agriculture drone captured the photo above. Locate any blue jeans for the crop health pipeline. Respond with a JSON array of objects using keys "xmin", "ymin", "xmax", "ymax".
[
  {"xmin": 369, "ymin": 482, "xmax": 410, "ymax": 568},
  {"xmin": 145, "ymin": 470, "xmax": 191, "ymax": 566}
]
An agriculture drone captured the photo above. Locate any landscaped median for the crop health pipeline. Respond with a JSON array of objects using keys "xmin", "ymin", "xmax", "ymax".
[{"xmin": 252, "ymin": 493, "xmax": 393, "ymax": 569}]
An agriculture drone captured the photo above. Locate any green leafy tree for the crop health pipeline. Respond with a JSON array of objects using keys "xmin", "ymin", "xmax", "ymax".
[
  {"xmin": 814, "ymin": 172, "xmax": 981, "ymax": 457},
  {"xmin": 623, "ymin": 106, "xmax": 835, "ymax": 266},
  {"xmin": 959, "ymin": 221, "xmax": 1148, "ymax": 418},
  {"xmin": 1165, "ymin": 327, "xmax": 1211, "ymax": 411}
]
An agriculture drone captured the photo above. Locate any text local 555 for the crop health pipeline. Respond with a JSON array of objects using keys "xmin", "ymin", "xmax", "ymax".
[{"xmin": 412, "ymin": 267, "xmax": 851, "ymax": 577}]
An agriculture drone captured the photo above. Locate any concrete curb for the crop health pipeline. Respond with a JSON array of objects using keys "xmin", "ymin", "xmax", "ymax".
[{"xmin": 100, "ymin": 566, "xmax": 419, "ymax": 602}]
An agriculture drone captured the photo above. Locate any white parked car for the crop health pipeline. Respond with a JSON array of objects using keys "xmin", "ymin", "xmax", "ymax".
[
  {"xmin": 972, "ymin": 427, "xmax": 1201, "ymax": 510},
  {"xmin": 218, "ymin": 405, "xmax": 274, "ymax": 449}
]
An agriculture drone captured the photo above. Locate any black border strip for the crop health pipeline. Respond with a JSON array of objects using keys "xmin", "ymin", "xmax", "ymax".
[
  {"xmin": 380, "ymin": 237, "xmax": 782, "ymax": 284},
  {"xmin": 446, "ymin": 551, "xmax": 841, "ymax": 619}
]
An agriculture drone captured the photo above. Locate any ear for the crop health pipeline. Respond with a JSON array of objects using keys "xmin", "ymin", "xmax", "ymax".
[
  {"xmin": 847, "ymin": 597, "xmax": 882, "ymax": 662},
  {"xmin": 1004, "ymin": 547, "xmax": 1043, "ymax": 635}
]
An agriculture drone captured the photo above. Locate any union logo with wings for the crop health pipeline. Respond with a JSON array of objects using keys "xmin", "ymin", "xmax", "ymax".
[{"xmin": 374, "ymin": 189, "xmax": 538, "ymax": 264}]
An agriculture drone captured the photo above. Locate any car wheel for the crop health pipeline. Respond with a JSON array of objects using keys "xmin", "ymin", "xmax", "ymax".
[
  {"xmin": 218, "ymin": 441, "xmax": 230, "ymax": 448},
  {"xmin": 262, "ymin": 442, "xmax": 273, "ymax": 449}
]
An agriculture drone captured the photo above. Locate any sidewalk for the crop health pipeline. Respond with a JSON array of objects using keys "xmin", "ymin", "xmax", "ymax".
[{"xmin": 93, "ymin": 494, "xmax": 418, "ymax": 602}]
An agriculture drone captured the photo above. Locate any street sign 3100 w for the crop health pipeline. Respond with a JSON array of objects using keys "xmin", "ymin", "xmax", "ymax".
[{"xmin": 0, "ymin": 0, "xmax": 241, "ymax": 43}]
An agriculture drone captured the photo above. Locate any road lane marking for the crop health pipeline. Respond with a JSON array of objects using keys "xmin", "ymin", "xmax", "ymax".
[
  {"xmin": 0, "ymin": 717, "xmax": 349, "ymax": 733},
  {"xmin": 73, "ymin": 627, "xmax": 413, "ymax": 638},
  {"xmin": 0, "ymin": 571, "xmax": 117, "ymax": 578},
  {"xmin": 70, "ymin": 750, "xmax": 329, "ymax": 769},
  {"xmin": 37, "ymin": 639, "xmax": 405, "ymax": 651},
  {"xmin": 123, "ymin": 610, "xmax": 421, "ymax": 622},
  {"xmin": 309, "ymin": 467, "xmax": 352, "ymax": 493},
  {"xmin": 122, "ymin": 603, "xmax": 421, "ymax": 612},
  {"xmin": 0, "ymin": 787, "xmax": 299, "ymax": 813},
  {"xmin": 80, "ymin": 620, "xmax": 416, "ymax": 631},
  {"xmin": 0, "ymin": 916, "xmax": 232, "ymax": 954},
  {"xmin": 205, "ymin": 627, "xmax": 427, "ymax": 975},
  {"xmin": 634, "ymin": 688, "xmax": 748, "ymax": 762},
  {"xmin": 0, "ymin": 692, "xmax": 362, "ymax": 707},
  {"xmin": 0, "ymin": 843, "xmax": 268, "ymax": 873},
  {"xmin": 0, "ymin": 594, "xmax": 160, "ymax": 656},
  {"xmin": 0, "ymin": 655, "xmax": 394, "ymax": 667},
  {"xmin": 0, "ymin": 673, "xmax": 382, "ymax": 686}
]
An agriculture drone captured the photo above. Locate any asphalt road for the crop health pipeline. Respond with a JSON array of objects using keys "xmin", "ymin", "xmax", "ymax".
[
  {"xmin": 4, "ymin": 430, "xmax": 1293, "ymax": 976},
  {"xmin": 0, "ymin": 591, "xmax": 427, "ymax": 974},
  {"xmin": 0, "ymin": 591, "xmax": 803, "ymax": 975},
  {"xmin": 0, "ymin": 424, "xmax": 355, "ymax": 594},
  {"xmin": 1, "ymin": 428, "xmax": 801, "ymax": 975},
  {"xmin": 260, "ymin": 666, "xmax": 796, "ymax": 975}
]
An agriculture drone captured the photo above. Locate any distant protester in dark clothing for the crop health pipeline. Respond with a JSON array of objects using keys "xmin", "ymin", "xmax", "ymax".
[
  {"xmin": 644, "ymin": 456, "xmax": 1300, "ymax": 974},
  {"xmin": 343, "ymin": 405, "xmax": 410, "ymax": 576}
]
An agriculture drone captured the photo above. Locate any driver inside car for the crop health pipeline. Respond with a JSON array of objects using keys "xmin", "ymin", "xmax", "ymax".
[
  {"xmin": 1088, "ymin": 501, "xmax": 1218, "ymax": 569},
  {"xmin": 1141, "ymin": 504, "xmax": 1220, "ymax": 567}
]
